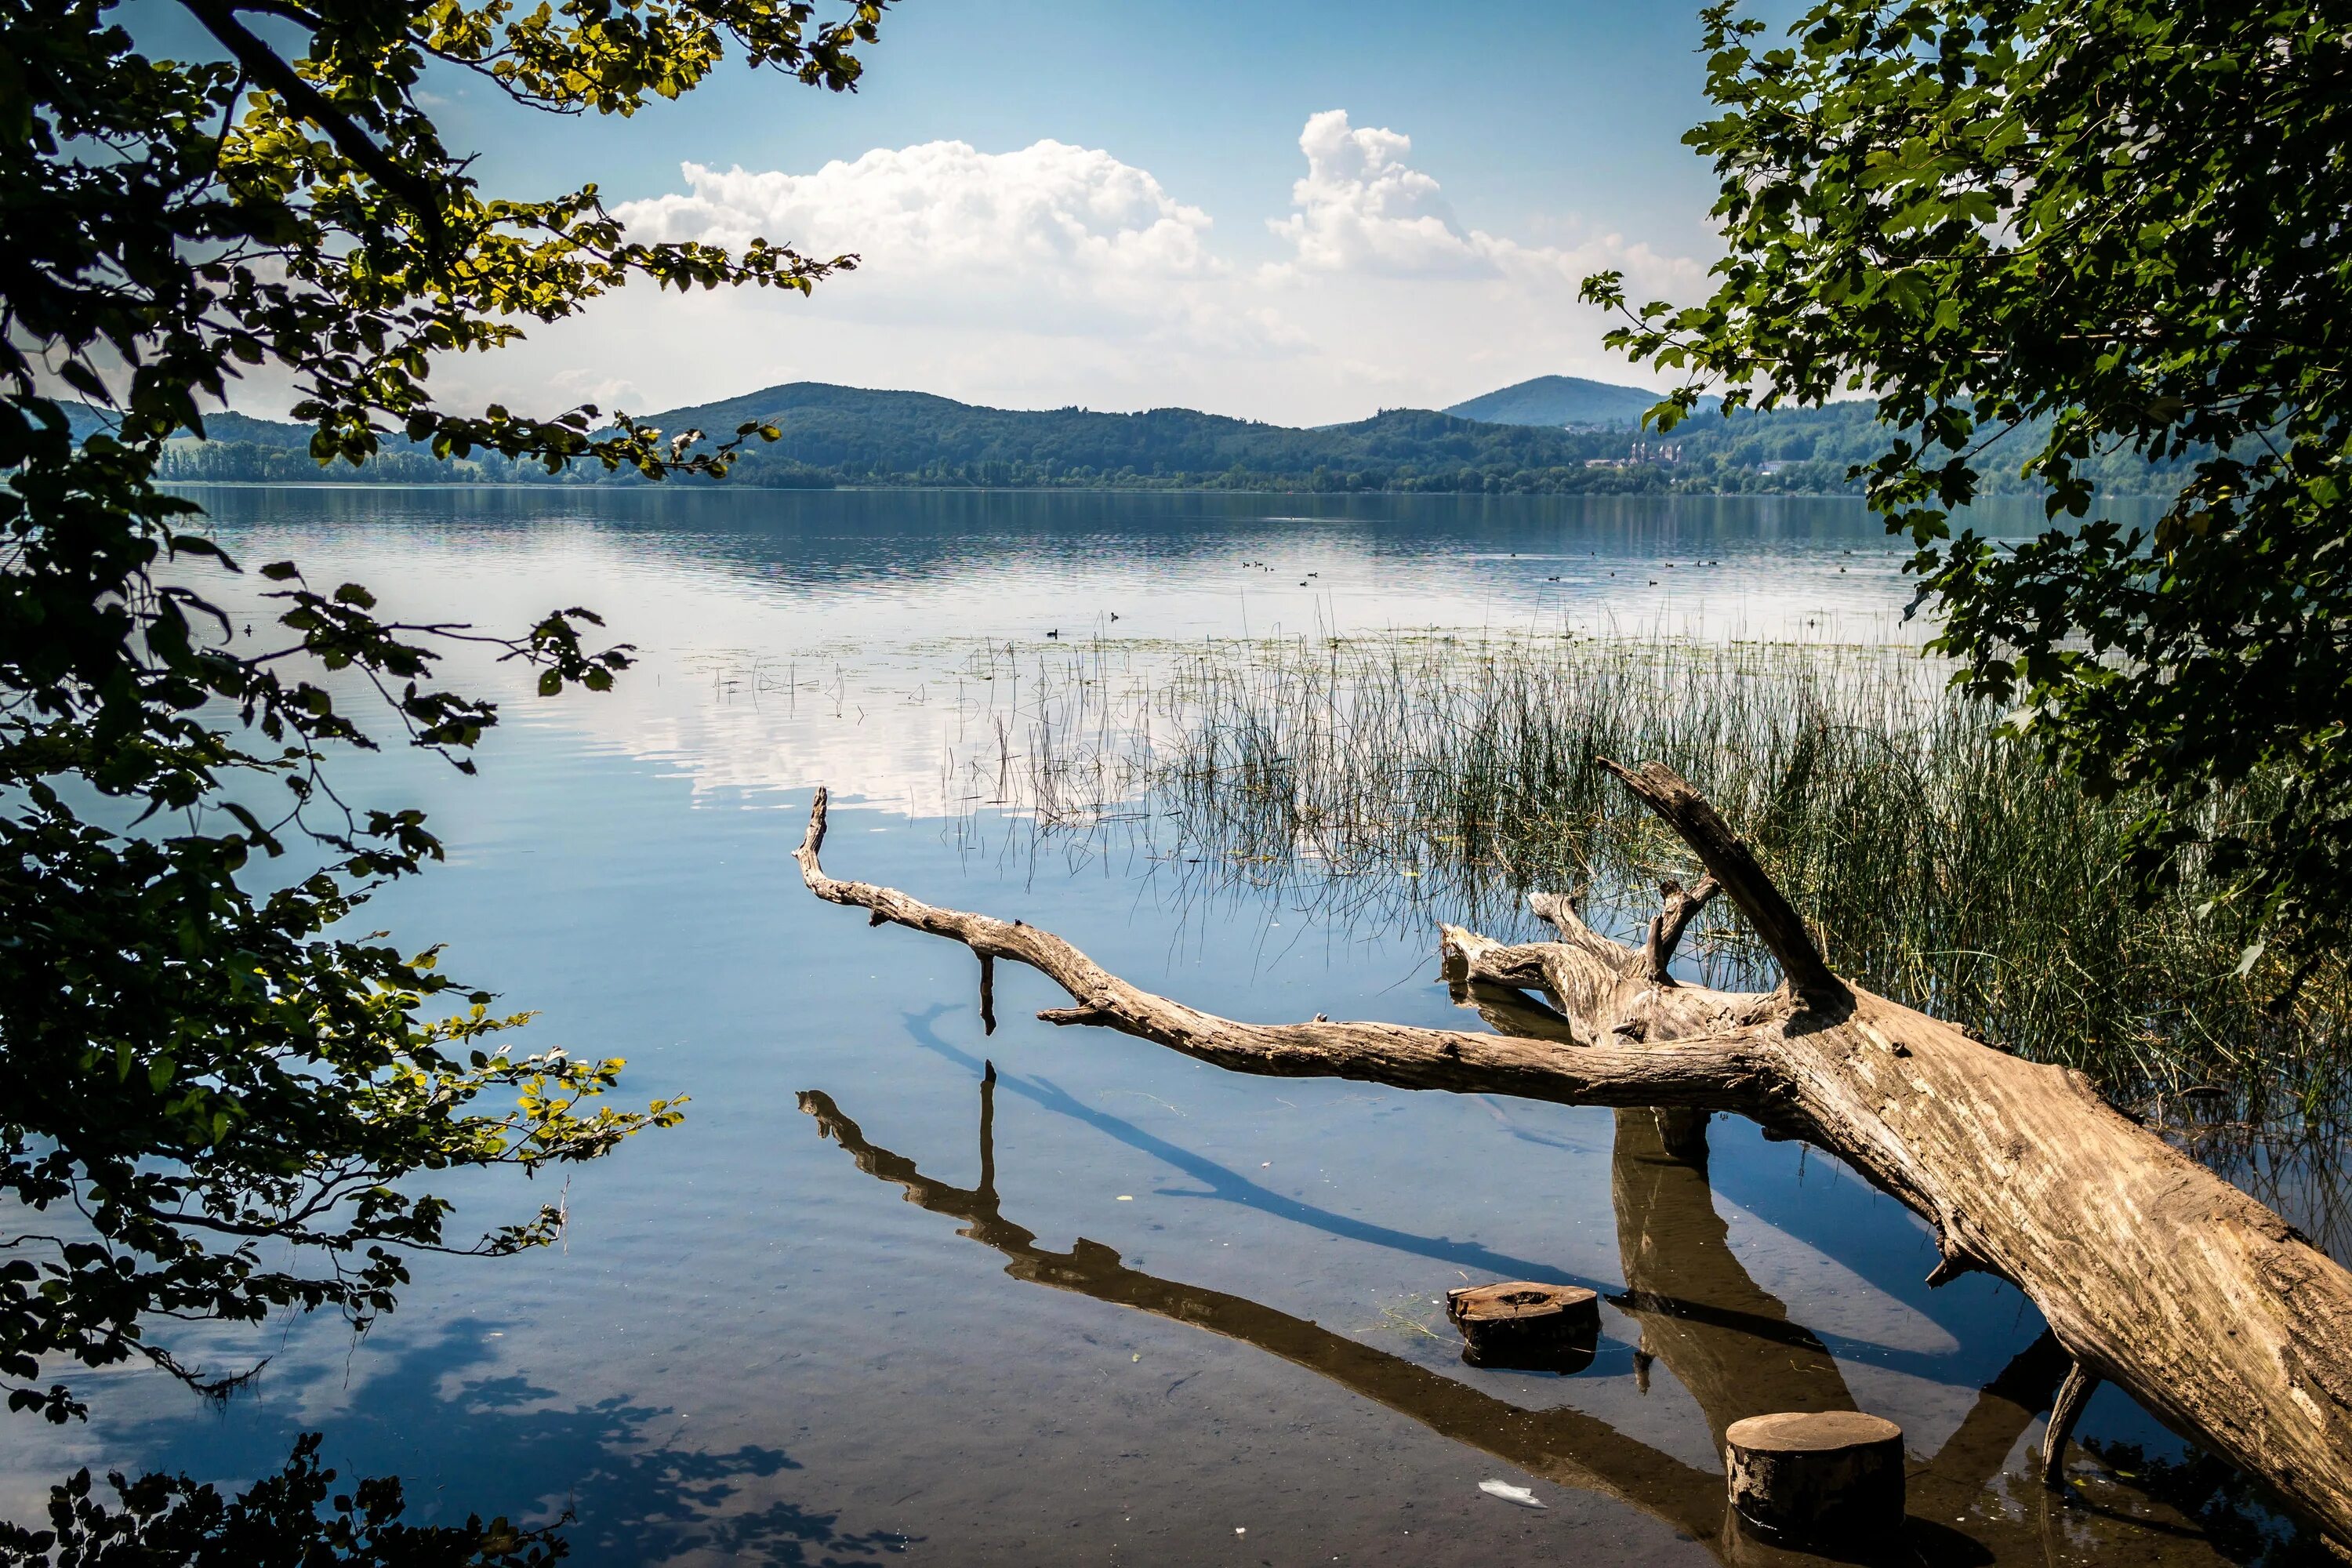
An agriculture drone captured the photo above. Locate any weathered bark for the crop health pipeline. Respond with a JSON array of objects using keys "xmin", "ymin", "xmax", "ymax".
[
  {"xmin": 797, "ymin": 788, "xmax": 1774, "ymax": 1112},
  {"xmin": 1643, "ymin": 875, "xmax": 1721, "ymax": 983},
  {"xmin": 795, "ymin": 768, "xmax": 2352, "ymax": 1546}
]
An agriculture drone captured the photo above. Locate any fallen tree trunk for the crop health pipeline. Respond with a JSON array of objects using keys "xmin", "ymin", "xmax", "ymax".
[{"xmin": 794, "ymin": 766, "xmax": 2352, "ymax": 1546}]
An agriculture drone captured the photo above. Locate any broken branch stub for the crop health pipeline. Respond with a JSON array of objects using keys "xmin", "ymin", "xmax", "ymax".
[
  {"xmin": 796, "ymin": 773, "xmax": 2352, "ymax": 1548},
  {"xmin": 1599, "ymin": 757, "xmax": 1842, "ymax": 1004},
  {"xmin": 1642, "ymin": 873, "xmax": 1720, "ymax": 984}
]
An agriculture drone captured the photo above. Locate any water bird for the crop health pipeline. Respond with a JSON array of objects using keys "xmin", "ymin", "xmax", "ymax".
[
  {"xmin": 1109, "ymin": 612, "xmax": 1120, "ymax": 621},
  {"xmin": 1046, "ymin": 629, "xmax": 1059, "ymax": 639}
]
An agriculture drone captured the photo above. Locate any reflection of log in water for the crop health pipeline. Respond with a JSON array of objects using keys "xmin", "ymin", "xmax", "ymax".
[
  {"xmin": 1611, "ymin": 1108, "xmax": 1853, "ymax": 1455},
  {"xmin": 797, "ymin": 1079, "xmax": 1721, "ymax": 1534},
  {"xmin": 798, "ymin": 1077, "xmax": 2239, "ymax": 1565}
]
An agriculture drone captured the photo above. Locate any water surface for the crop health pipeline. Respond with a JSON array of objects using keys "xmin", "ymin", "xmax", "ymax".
[{"xmin": 1, "ymin": 488, "xmax": 2308, "ymax": 1566}]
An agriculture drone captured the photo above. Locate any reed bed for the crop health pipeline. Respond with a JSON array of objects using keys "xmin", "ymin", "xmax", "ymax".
[{"xmin": 942, "ymin": 631, "xmax": 2352, "ymax": 1144}]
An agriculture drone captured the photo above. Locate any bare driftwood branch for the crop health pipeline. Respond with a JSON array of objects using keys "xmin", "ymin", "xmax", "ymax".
[
  {"xmin": 796, "ymin": 770, "xmax": 2352, "ymax": 1547},
  {"xmin": 797, "ymin": 789, "xmax": 1773, "ymax": 1112},
  {"xmin": 1599, "ymin": 757, "xmax": 1842, "ymax": 1004},
  {"xmin": 1644, "ymin": 873, "xmax": 1720, "ymax": 982}
]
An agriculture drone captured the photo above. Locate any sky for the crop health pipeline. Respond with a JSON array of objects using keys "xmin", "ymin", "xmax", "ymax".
[{"xmin": 262, "ymin": 2, "xmax": 1743, "ymax": 425}]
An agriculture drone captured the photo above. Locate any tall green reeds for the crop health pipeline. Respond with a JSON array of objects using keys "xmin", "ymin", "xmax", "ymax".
[{"xmin": 952, "ymin": 632, "xmax": 2350, "ymax": 1140}]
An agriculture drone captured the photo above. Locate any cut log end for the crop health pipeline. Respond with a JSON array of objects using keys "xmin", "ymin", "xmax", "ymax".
[
  {"xmin": 1446, "ymin": 1281, "xmax": 1601, "ymax": 1374},
  {"xmin": 1725, "ymin": 1410, "xmax": 1906, "ymax": 1547}
]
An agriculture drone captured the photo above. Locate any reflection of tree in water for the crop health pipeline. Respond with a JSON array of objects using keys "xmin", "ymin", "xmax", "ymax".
[
  {"xmin": 1610, "ymin": 1106, "xmax": 1855, "ymax": 1455},
  {"xmin": 801, "ymin": 1071, "xmax": 2328, "ymax": 1566},
  {"xmin": 2078, "ymin": 1442, "xmax": 2342, "ymax": 1568},
  {"xmin": 99, "ymin": 1317, "xmax": 909, "ymax": 1568},
  {"xmin": 898, "ymin": 1005, "xmax": 1987, "ymax": 1387}
]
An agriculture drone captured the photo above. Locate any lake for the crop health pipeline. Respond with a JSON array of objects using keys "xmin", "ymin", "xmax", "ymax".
[{"xmin": 1, "ymin": 487, "xmax": 2308, "ymax": 1566}]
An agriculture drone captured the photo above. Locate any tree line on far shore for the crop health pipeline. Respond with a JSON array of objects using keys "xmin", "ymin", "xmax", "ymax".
[{"xmin": 135, "ymin": 384, "xmax": 2198, "ymax": 498}]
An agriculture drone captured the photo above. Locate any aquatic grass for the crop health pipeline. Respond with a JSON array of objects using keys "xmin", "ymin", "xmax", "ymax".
[
  {"xmin": 1356, "ymin": 1294, "xmax": 1450, "ymax": 1343},
  {"xmin": 941, "ymin": 631, "xmax": 2352, "ymax": 1141}
]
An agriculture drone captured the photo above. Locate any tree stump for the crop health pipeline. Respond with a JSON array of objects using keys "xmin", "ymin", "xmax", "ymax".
[
  {"xmin": 1724, "ymin": 1411, "xmax": 1905, "ymax": 1545},
  {"xmin": 1446, "ymin": 1281, "xmax": 1600, "ymax": 1373}
]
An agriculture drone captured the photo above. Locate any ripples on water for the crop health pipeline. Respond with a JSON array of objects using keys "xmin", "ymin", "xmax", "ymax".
[{"xmin": 3, "ymin": 487, "xmax": 2329, "ymax": 1566}]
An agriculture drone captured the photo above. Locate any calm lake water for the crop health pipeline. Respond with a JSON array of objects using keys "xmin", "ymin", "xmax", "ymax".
[{"xmin": 4, "ymin": 488, "xmax": 2314, "ymax": 1566}]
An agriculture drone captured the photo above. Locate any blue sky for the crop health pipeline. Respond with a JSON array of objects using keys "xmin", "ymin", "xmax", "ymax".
[
  {"xmin": 209, "ymin": 2, "xmax": 1754, "ymax": 423},
  {"xmin": 440, "ymin": 3, "xmax": 1730, "ymax": 265}
]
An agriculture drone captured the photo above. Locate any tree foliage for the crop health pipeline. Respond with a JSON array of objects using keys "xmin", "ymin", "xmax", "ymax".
[
  {"xmin": 1584, "ymin": 0, "xmax": 2352, "ymax": 980},
  {"xmin": 0, "ymin": 0, "xmax": 887, "ymax": 1423},
  {"xmin": 0, "ymin": 1436, "xmax": 564, "ymax": 1567}
]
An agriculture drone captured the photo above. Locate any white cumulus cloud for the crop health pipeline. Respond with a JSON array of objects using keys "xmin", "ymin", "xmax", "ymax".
[
  {"xmin": 435, "ymin": 114, "xmax": 1709, "ymax": 424},
  {"xmin": 616, "ymin": 140, "xmax": 1220, "ymax": 321},
  {"xmin": 1269, "ymin": 109, "xmax": 1496, "ymax": 277},
  {"xmin": 1265, "ymin": 109, "xmax": 1706, "ymax": 296}
]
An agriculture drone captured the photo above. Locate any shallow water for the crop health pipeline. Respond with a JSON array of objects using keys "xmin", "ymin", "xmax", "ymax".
[{"xmin": 1, "ymin": 488, "xmax": 2318, "ymax": 1565}]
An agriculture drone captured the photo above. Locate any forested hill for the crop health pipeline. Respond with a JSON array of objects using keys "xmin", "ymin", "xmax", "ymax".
[
  {"xmin": 1443, "ymin": 374, "xmax": 1677, "ymax": 427},
  {"xmin": 638, "ymin": 383, "xmax": 1655, "ymax": 490},
  {"xmin": 129, "ymin": 381, "xmax": 2193, "ymax": 498}
]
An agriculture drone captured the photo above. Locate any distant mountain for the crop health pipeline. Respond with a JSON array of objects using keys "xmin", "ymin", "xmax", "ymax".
[
  {"xmin": 650, "ymin": 380, "xmax": 979, "ymax": 437},
  {"xmin": 642, "ymin": 381, "xmax": 1646, "ymax": 489},
  {"xmin": 1445, "ymin": 376, "xmax": 1686, "ymax": 429},
  {"xmin": 201, "ymin": 411, "xmax": 315, "ymax": 448},
  {"xmin": 61, "ymin": 404, "xmax": 314, "ymax": 447}
]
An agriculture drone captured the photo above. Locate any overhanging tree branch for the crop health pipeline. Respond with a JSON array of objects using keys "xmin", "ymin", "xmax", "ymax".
[{"xmin": 177, "ymin": 0, "xmax": 451, "ymax": 253}]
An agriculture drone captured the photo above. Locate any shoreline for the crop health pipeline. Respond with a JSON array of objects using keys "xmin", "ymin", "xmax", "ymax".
[{"xmin": 151, "ymin": 477, "xmax": 1886, "ymax": 500}]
